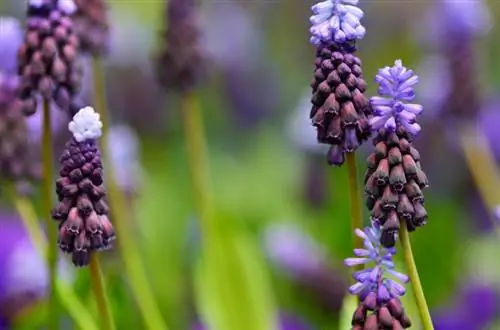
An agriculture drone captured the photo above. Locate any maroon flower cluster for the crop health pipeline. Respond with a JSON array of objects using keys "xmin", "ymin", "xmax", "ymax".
[
  {"xmin": 156, "ymin": 0, "xmax": 206, "ymax": 92},
  {"xmin": 52, "ymin": 138, "xmax": 115, "ymax": 267},
  {"xmin": 17, "ymin": 0, "xmax": 82, "ymax": 115},
  {"xmin": 73, "ymin": 0, "xmax": 109, "ymax": 55},
  {"xmin": 310, "ymin": 43, "xmax": 371, "ymax": 166},
  {"xmin": 0, "ymin": 73, "xmax": 41, "ymax": 194},
  {"xmin": 352, "ymin": 293, "xmax": 411, "ymax": 330},
  {"xmin": 364, "ymin": 127, "xmax": 429, "ymax": 248}
]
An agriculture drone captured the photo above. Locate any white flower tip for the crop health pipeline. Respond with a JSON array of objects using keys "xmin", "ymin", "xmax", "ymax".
[
  {"xmin": 394, "ymin": 59, "xmax": 403, "ymax": 67},
  {"xmin": 68, "ymin": 106, "xmax": 103, "ymax": 142},
  {"xmin": 58, "ymin": 0, "xmax": 77, "ymax": 15}
]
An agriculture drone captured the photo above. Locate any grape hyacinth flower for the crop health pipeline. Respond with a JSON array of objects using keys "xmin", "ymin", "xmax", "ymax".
[
  {"xmin": 345, "ymin": 221, "xmax": 411, "ymax": 329},
  {"xmin": 309, "ymin": 0, "xmax": 371, "ymax": 166},
  {"xmin": 365, "ymin": 60, "xmax": 429, "ymax": 247},
  {"xmin": 72, "ymin": 0, "xmax": 109, "ymax": 55},
  {"xmin": 52, "ymin": 106, "xmax": 115, "ymax": 267},
  {"xmin": 0, "ymin": 70, "xmax": 41, "ymax": 195},
  {"xmin": 309, "ymin": 0, "xmax": 366, "ymax": 45},
  {"xmin": 310, "ymin": 44, "xmax": 371, "ymax": 166},
  {"xmin": 156, "ymin": 0, "xmax": 206, "ymax": 92},
  {"xmin": 17, "ymin": 0, "xmax": 82, "ymax": 115}
]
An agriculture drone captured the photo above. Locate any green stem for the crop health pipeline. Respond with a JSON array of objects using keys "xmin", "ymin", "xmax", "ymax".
[
  {"xmin": 10, "ymin": 190, "xmax": 99, "ymax": 330},
  {"xmin": 91, "ymin": 54, "xmax": 168, "ymax": 330},
  {"xmin": 346, "ymin": 152, "xmax": 363, "ymax": 271},
  {"xmin": 89, "ymin": 255, "xmax": 115, "ymax": 330},
  {"xmin": 399, "ymin": 221, "xmax": 434, "ymax": 330},
  {"xmin": 180, "ymin": 91, "xmax": 213, "ymax": 237},
  {"xmin": 42, "ymin": 99, "xmax": 59, "ymax": 329}
]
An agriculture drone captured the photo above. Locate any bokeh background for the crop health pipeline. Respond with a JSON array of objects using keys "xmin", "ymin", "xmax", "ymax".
[{"xmin": 1, "ymin": 0, "xmax": 500, "ymax": 329}]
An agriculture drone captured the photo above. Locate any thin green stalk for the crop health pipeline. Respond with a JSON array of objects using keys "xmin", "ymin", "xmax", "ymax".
[
  {"xmin": 89, "ymin": 255, "xmax": 115, "ymax": 330},
  {"xmin": 399, "ymin": 221, "xmax": 434, "ymax": 330},
  {"xmin": 346, "ymin": 152, "xmax": 363, "ymax": 272},
  {"xmin": 10, "ymin": 190, "xmax": 99, "ymax": 330},
  {"xmin": 42, "ymin": 99, "xmax": 59, "ymax": 329},
  {"xmin": 91, "ymin": 54, "xmax": 168, "ymax": 330},
  {"xmin": 180, "ymin": 91, "xmax": 213, "ymax": 236}
]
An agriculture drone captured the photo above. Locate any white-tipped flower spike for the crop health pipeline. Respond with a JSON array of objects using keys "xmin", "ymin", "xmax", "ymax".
[
  {"xmin": 68, "ymin": 106, "xmax": 103, "ymax": 142},
  {"xmin": 58, "ymin": 0, "xmax": 78, "ymax": 15}
]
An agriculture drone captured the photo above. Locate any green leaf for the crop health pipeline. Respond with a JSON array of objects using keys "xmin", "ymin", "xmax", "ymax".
[{"xmin": 195, "ymin": 221, "xmax": 277, "ymax": 330}]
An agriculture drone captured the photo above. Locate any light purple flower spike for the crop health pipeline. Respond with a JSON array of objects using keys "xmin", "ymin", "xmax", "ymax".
[
  {"xmin": 344, "ymin": 221, "xmax": 408, "ymax": 302},
  {"xmin": 309, "ymin": 0, "xmax": 365, "ymax": 45},
  {"xmin": 369, "ymin": 60, "xmax": 423, "ymax": 136}
]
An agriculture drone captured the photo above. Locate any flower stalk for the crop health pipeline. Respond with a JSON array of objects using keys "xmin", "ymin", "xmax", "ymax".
[
  {"xmin": 88, "ymin": 255, "xmax": 115, "ymax": 330},
  {"xmin": 90, "ymin": 54, "xmax": 168, "ymax": 330},
  {"xmin": 399, "ymin": 221, "xmax": 433, "ymax": 330},
  {"xmin": 181, "ymin": 91, "xmax": 213, "ymax": 237},
  {"xmin": 42, "ymin": 98, "xmax": 59, "ymax": 330}
]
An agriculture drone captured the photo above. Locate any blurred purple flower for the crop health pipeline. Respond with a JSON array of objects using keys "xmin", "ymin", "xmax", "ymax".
[
  {"xmin": 264, "ymin": 223, "xmax": 324, "ymax": 275},
  {"xmin": 309, "ymin": 0, "xmax": 365, "ymax": 45},
  {"xmin": 416, "ymin": 55, "xmax": 450, "ymax": 119},
  {"xmin": 0, "ymin": 17, "xmax": 23, "ymax": 74},
  {"xmin": 107, "ymin": 124, "xmax": 142, "ymax": 194},
  {"xmin": 0, "ymin": 214, "xmax": 72, "ymax": 323},
  {"xmin": 193, "ymin": 312, "xmax": 313, "ymax": 330},
  {"xmin": 432, "ymin": 282, "xmax": 499, "ymax": 330},
  {"xmin": 416, "ymin": 0, "xmax": 492, "ymax": 49},
  {"xmin": 264, "ymin": 223, "xmax": 347, "ymax": 312},
  {"xmin": 369, "ymin": 60, "xmax": 423, "ymax": 135}
]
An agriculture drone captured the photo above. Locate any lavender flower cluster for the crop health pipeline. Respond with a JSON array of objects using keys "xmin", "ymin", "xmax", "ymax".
[
  {"xmin": 308, "ymin": 0, "xmax": 429, "ymax": 328},
  {"xmin": 345, "ymin": 222, "xmax": 411, "ymax": 329}
]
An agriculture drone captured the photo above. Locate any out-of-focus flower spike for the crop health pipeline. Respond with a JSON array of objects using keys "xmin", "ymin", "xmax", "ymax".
[
  {"xmin": 17, "ymin": 0, "xmax": 83, "ymax": 116},
  {"xmin": 72, "ymin": 0, "xmax": 109, "ymax": 55}
]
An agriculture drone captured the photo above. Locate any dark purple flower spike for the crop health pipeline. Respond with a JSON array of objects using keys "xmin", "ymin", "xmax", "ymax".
[
  {"xmin": 72, "ymin": 0, "xmax": 109, "ymax": 55},
  {"xmin": 156, "ymin": 0, "xmax": 206, "ymax": 92},
  {"xmin": 17, "ymin": 0, "xmax": 82, "ymax": 115},
  {"xmin": 364, "ymin": 60, "xmax": 429, "ymax": 247},
  {"xmin": 52, "ymin": 106, "xmax": 115, "ymax": 267},
  {"xmin": 308, "ymin": 0, "xmax": 371, "ymax": 166}
]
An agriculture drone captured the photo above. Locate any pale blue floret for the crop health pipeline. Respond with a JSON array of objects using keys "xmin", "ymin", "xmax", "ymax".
[
  {"xmin": 309, "ymin": 0, "xmax": 366, "ymax": 45},
  {"xmin": 369, "ymin": 60, "xmax": 424, "ymax": 136},
  {"xmin": 344, "ymin": 222, "xmax": 408, "ymax": 301}
]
